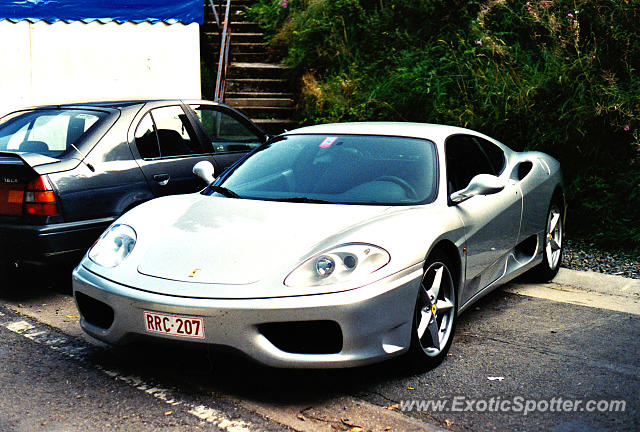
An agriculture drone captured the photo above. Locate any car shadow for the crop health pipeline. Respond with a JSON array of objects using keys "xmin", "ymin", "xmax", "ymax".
[
  {"xmin": 0, "ymin": 266, "xmax": 73, "ymax": 301},
  {"xmin": 83, "ymin": 285, "xmax": 523, "ymax": 407},
  {"xmin": 86, "ymin": 337, "xmax": 417, "ymax": 405}
]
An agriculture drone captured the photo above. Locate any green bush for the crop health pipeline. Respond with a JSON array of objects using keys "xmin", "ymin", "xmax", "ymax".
[{"xmin": 248, "ymin": 0, "xmax": 640, "ymax": 252}]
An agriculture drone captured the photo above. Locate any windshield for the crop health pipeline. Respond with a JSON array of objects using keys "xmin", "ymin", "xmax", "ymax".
[
  {"xmin": 0, "ymin": 109, "xmax": 108, "ymax": 158},
  {"xmin": 215, "ymin": 134, "xmax": 438, "ymax": 205}
]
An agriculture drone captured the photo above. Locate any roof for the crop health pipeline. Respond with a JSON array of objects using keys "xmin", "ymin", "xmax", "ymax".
[
  {"xmin": 283, "ymin": 122, "xmax": 478, "ymax": 143},
  {"xmin": 0, "ymin": 0, "xmax": 203, "ymax": 25},
  {"xmin": 6, "ymin": 99, "xmax": 228, "ymax": 114}
]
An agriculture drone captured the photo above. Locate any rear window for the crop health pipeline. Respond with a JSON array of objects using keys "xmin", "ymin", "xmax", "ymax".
[{"xmin": 0, "ymin": 109, "xmax": 107, "ymax": 157}]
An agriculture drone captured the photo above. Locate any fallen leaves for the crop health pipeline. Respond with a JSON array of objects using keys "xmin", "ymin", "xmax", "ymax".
[
  {"xmin": 341, "ymin": 417, "xmax": 364, "ymax": 432},
  {"xmin": 386, "ymin": 403, "xmax": 400, "ymax": 411}
]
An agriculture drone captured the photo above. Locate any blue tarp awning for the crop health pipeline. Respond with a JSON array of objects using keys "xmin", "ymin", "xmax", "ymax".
[{"xmin": 0, "ymin": 0, "xmax": 203, "ymax": 25}]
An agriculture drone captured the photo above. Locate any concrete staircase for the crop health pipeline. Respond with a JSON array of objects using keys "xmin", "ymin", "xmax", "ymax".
[{"xmin": 202, "ymin": 0, "xmax": 297, "ymax": 135}]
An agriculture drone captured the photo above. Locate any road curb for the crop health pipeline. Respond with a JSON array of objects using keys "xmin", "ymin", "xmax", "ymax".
[{"xmin": 555, "ymin": 268, "xmax": 640, "ymax": 298}]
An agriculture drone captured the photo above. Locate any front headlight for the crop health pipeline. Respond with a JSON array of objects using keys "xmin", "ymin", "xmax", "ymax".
[
  {"xmin": 88, "ymin": 224, "xmax": 137, "ymax": 268},
  {"xmin": 285, "ymin": 243, "xmax": 390, "ymax": 287}
]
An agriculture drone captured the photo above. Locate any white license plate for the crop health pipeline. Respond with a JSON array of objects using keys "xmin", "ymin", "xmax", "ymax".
[{"xmin": 144, "ymin": 311, "xmax": 205, "ymax": 339}]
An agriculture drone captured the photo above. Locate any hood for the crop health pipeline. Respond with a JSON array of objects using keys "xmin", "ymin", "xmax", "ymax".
[{"xmin": 134, "ymin": 195, "xmax": 392, "ymax": 285}]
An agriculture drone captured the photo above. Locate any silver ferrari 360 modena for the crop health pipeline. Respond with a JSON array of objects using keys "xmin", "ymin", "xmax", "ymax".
[{"xmin": 72, "ymin": 122, "xmax": 564, "ymax": 369}]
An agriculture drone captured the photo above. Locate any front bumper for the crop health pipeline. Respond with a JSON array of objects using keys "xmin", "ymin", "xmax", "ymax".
[
  {"xmin": 72, "ymin": 263, "xmax": 423, "ymax": 368},
  {"xmin": 0, "ymin": 217, "xmax": 114, "ymax": 266}
]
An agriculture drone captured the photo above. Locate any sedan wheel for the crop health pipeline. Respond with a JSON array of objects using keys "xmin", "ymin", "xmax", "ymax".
[{"xmin": 407, "ymin": 252, "xmax": 457, "ymax": 369}]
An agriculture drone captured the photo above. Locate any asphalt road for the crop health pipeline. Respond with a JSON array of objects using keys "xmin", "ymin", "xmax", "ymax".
[{"xmin": 0, "ymin": 269, "xmax": 638, "ymax": 432}]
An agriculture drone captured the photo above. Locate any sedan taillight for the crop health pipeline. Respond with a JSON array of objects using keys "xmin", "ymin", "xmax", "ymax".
[
  {"xmin": 0, "ymin": 183, "xmax": 25, "ymax": 216},
  {"xmin": 24, "ymin": 176, "xmax": 59, "ymax": 216}
]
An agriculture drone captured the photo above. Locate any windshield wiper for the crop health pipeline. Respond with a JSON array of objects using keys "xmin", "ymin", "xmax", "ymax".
[
  {"xmin": 210, "ymin": 185, "xmax": 241, "ymax": 198},
  {"xmin": 272, "ymin": 197, "xmax": 332, "ymax": 204}
]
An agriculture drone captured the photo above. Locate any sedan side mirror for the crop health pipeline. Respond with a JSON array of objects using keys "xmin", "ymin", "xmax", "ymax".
[
  {"xmin": 450, "ymin": 174, "xmax": 505, "ymax": 204},
  {"xmin": 193, "ymin": 161, "xmax": 215, "ymax": 184}
]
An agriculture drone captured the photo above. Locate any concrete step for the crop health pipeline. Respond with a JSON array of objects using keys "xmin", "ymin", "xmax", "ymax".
[
  {"xmin": 210, "ymin": 63, "xmax": 289, "ymax": 79},
  {"xmin": 226, "ymin": 97, "xmax": 295, "ymax": 108},
  {"xmin": 229, "ymin": 42, "xmax": 268, "ymax": 53},
  {"xmin": 234, "ymin": 106, "xmax": 296, "ymax": 119},
  {"xmin": 206, "ymin": 32, "xmax": 266, "ymax": 44},
  {"xmin": 227, "ymin": 78, "xmax": 291, "ymax": 92},
  {"xmin": 252, "ymin": 119, "xmax": 299, "ymax": 135},
  {"xmin": 229, "ymin": 52, "xmax": 266, "ymax": 62},
  {"xmin": 204, "ymin": 11, "xmax": 249, "ymax": 25},
  {"xmin": 202, "ymin": 21, "xmax": 261, "ymax": 33},
  {"xmin": 226, "ymin": 91, "xmax": 296, "ymax": 99},
  {"xmin": 206, "ymin": 41, "xmax": 268, "ymax": 54},
  {"xmin": 205, "ymin": 5, "xmax": 251, "ymax": 19},
  {"xmin": 206, "ymin": 0, "xmax": 254, "ymax": 9},
  {"xmin": 227, "ymin": 62, "xmax": 290, "ymax": 79}
]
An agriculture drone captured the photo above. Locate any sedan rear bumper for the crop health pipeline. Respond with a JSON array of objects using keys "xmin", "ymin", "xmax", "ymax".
[
  {"xmin": 0, "ymin": 217, "xmax": 114, "ymax": 266},
  {"xmin": 72, "ymin": 264, "xmax": 423, "ymax": 368}
]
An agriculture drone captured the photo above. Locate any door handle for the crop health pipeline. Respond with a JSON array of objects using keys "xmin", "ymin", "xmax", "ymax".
[{"xmin": 154, "ymin": 174, "xmax": 170, "ymax": 186}]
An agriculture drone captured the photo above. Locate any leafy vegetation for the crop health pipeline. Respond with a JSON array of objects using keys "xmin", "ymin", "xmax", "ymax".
[{"xmin": 248, "ymin": 0, "xmax": 640, "ymax": 252}]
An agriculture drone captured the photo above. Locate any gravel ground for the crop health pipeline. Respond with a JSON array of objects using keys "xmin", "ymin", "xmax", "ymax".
[{"xmin": 562, "ymin": 238, "xmax": 640, "ymax": 280}]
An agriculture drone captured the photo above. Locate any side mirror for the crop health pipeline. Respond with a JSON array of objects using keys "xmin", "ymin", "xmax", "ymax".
[
  {"xmin": 193, "ymin": 161, "xmax": 215, "ymax": 184},
  {"xmin": 450, "ymin": 174, "xmax": 505, "ymax": 204}
]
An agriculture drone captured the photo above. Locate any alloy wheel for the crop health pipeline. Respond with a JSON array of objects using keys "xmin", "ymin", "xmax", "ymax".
[
  {"xmin": 545, "ymin": 205, "xmax": 563, "ymax": 270},
  {"xmin": 415, "ymin": 261, "xmax": 456, "ymax": 357}
]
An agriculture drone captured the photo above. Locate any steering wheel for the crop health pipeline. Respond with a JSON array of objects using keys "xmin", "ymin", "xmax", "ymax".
[{"xmin": 375, "ymin": 175, "xmax": 419, "ymax": 200}]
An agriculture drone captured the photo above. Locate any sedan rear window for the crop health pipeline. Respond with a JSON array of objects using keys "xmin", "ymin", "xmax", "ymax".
[
  {"xmin": 0, "ymin": 109, "xmax": 107, "ymax": 157},
  {"xmin": 216, "ymin": 134, "xmax": 438, "ymax": 205}
]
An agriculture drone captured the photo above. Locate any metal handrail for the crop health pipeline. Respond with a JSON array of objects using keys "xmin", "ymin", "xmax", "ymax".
[
  {"xmin": 214, "ymin": 0, "xmax": 232, "ymax": 102},
  {"xmin": 207, "ymin": 0, "xmax": 220, "ymax": 29}
]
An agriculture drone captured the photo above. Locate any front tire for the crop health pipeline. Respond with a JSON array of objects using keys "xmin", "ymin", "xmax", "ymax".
[
  {"xmin": 528, "ymin": 201, "xmax": 564, "ymax": 282},
  {"xmin": 406, "ymin": 251, "xmax": 457, "ymax": 370}
]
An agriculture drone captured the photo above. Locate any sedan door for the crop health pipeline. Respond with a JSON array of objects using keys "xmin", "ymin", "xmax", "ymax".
[
  {"xmin": 187, "ymin": 103, "xmax": 267, "ymax": 173},
  {"xmin": 446, "ymin": 134, "xmax": 522, "ymax": 304},
  {"xmin": 130, "ymin": 104, "xmax": 217, "ymax": 197}
]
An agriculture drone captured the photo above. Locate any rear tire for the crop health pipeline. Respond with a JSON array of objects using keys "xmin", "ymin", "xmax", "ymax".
[
  {"xmin": 0, "ymin": 262, "xmax": 17, "ymax": 296},
  {"xmin": 406, "ymin": 251, "xmax": 457, "ymax": 371},
  {"xmin": 527, "ymin": 201, "xmax": 564, "ymax": 282}
]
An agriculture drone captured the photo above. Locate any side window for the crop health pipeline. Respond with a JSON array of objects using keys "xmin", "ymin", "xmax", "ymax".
[
  {"xmin": 134, "ymin": 113, "xmax": 160, "ymax": 159},
  {"xmin": 445, "ymin": 135, "xmax": 494, "ymax": 193},
  {"xmin": 190, "ymin": 105, "xmax": 261, "ymax": 153},
  {"xmin": 151, "ymin": 106, "xmax": 201, "ymax": 158},
  {"xmin": 475, "ymin": 137, "xmax": 505, "ymax": 175}
]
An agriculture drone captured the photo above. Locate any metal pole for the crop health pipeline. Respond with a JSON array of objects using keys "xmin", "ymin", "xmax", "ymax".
[
  {"xmin": 208, "ymin": 0, "xmax": 220, "ymax": 28},
  {"xmin": 214, "ymin": 0, "xmax": 232, "ymax": 102}
]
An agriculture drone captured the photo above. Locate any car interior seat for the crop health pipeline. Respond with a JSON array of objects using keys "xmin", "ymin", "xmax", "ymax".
[{"xmin": 19, "ymin": 140, "xmax": 50, "ymax": 153}]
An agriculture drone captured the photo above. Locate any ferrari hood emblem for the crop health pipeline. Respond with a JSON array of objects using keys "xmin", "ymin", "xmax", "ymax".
[{"xmin": 188, "ymin": 268, "xmax": 201, "ymax": 278}]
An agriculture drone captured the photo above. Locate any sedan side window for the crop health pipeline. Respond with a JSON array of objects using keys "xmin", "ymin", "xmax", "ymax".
[
  {"xmin": 190, "ymin": 105, "xmax": 262, "ymax": 153},
  {"xmin": 151, "ymin": 106, "xmax": 201, "ymax": 158},
  {"xmin": 134, "ymin": 107, "xmax": 202, "ymax": 160},
  {"xmin": 134, "ymin": 113, "xmax": 160, "ymax": 159},
  {"xmin": 445, "ymin": 135, "xmax": 495, "ymax": 193}
]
